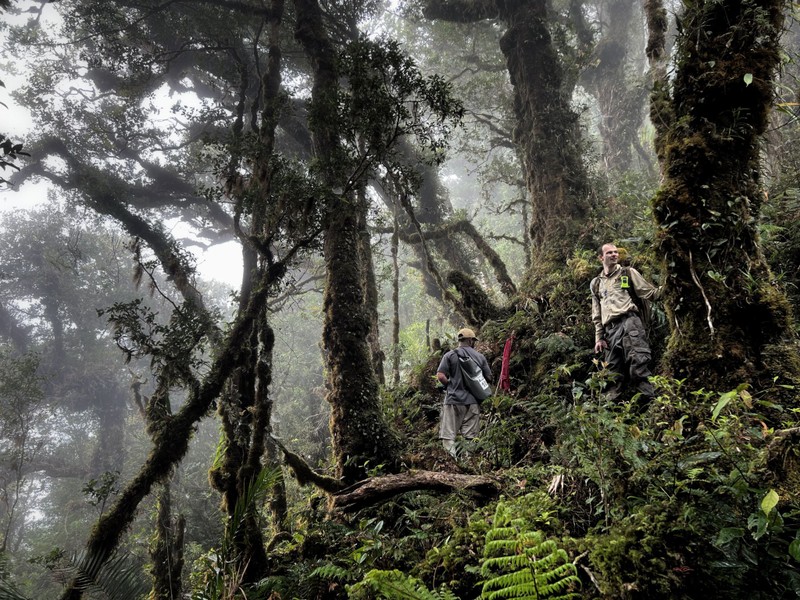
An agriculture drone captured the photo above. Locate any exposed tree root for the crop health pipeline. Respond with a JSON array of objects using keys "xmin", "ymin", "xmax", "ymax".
[{"xmin": 272, "ymin": 437, "xmax": 501, "ymax": 511}]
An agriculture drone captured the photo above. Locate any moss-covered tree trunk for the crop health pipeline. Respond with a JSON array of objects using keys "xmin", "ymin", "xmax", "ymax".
[
  {"xmin": 424, "ymin": 0, "xmax": 591, "ymax": 273},
  {"xmin": 322, "ymin": 192, "xmax": 399, "ymax": 481},
  {"xmin": 499, "ymin": 0, "xmax": 590, "ymax": 270},
  {"xmin": 294, "ymin": 0, "xmax": 399, "ymax": 482},
  {"xmin": 359, "ymin": 186, "xmax": 386, "ymax": 387},
  {"xmin": 210, "ymin": 317, "xmax": 270, "ymax": 585},
  {"xmin": 647, "ymin": 0, "xmax": 800, "ymax": 392},
  {"xmin": 579, "ymin": 0, "xmax": 651, "ymax": 174},
  {"xmin": 149, "ymin": 483, "xmax": 185, "ymax": 600}
]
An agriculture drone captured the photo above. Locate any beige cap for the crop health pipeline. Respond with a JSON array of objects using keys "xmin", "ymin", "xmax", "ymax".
[{"xmin": 457, "ymin": 328, "xmax": 477, "ymax": 340}]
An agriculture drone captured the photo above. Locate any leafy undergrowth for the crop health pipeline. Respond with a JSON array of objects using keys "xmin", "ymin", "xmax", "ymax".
[{"xmin": 202, "ymin": 257, "xmax": 800, "ymax": 599}]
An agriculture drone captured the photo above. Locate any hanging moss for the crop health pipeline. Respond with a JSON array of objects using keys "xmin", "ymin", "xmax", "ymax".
[{"xmin": 446, "ymin": 270, "xmax": 504, "ymax": 326}]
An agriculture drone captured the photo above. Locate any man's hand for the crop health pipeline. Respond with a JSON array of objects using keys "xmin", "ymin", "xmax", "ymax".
[{"xmin": 594, "ymin": 339, "xmax": 608, "ymax": 354}]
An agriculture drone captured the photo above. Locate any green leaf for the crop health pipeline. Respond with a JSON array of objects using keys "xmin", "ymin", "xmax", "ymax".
[
  {"xmin": 711, "ymin": 390, "xmax": 736, "ymax": 422},
  {"xmin": 743, "ymin": 73, "xmax": 753, "ymax": 86},
  {"xmin": 761, "ymin": 489, "xmax": 779, "ymax": 515},
  {"xmin": 716, "ymin": 527, "xmax": 745, "ymax": 545},
  {"xmin": 750, "ymin": 511, "xmax": 769, "ymax": 540},
  {"xmin": 789, "ymin": 539, "xmax": 800, "ymax": 562}
]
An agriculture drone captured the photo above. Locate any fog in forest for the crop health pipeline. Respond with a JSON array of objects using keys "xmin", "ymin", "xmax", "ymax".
[{"xmin": 1, "ymin": 0, "xmax": 799, "ymax": 598}]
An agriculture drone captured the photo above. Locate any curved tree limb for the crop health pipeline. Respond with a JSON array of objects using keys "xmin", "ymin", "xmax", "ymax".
[
  {"xmin": 331, "ymin": 470, "xmax": 501, "ymax": 511},
  {"xmin": 10, "ymin": 138, "xmax": 213, "ymax": 318},
  {"xmin": 396, "ymin": 188, "xmax": 477, "ymax": 324},
  {"xmin": 376, "ymin": 218, "xmax": 517, "ymax": 297},
  {"xmin": 269, "ymin": 435, "xmax": 346, "ymax": 493},
  {"xmin": 57, "ymin": 267, "xmax": 278, "ymax": 600}
]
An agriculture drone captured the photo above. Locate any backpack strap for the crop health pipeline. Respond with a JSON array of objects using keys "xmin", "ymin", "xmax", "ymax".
[
  {"xmin": 590, "ymin": 275, "xmax": 601, "ymax": 300},
  {"xmin": 592, "ymin": 267, "xmax": 640, "ymax": 305},
  {"xmin": 621, "ymin": 267, "xmax": 637, "ymax": 300}
]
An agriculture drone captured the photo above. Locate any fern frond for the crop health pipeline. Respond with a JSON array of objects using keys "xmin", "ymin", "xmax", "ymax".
[
  {"xmin": 349, "ymin": 569, "xmax": 455, "ymax": 600},
  {"xmin": 479, "ymin": 501, "xmax": 581, "ymax": 600},
  {"xmin": 54, "ymin": 549, "xmax": 148, "ymax": 600},
  {"xmin": 309, "ymin": 563, "xmax": 351, "ymax": 582},
  {"xmin": 0, "ymin": 578, "xmax": 31, "ymax": 600}
]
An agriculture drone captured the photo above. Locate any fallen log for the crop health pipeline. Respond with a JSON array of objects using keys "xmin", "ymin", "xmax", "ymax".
[{"xmin": 331, "ymin": 470, "xmax": 501, "ymax": 511}]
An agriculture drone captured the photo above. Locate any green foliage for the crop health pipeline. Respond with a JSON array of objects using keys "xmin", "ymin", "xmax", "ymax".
[
  {"xmin": 190, "ymin": 467, "xmax": 282, "ymax": 599},
  {"xmin": 480, "ymin": 501, "xmax": 580, "ymax": 600},
  {"xmin": 575, "ymin": 375, "xmax": 800, "ymax": 598},
  {"xmin": 81, "ymin": 471, "xmax": 121, "ymax": 514},
  {"xmin": 49, "ymin": 549, "xmax": 149, "ymax": 600},
  {"xmin": 349, "ymin": 569, "xmax": 457, "ymax": 599},
  {"xmin": 98, "ymin": 298, "xmax": 213, "ymax": 376},
  {"xmin": 336, "ymin": 37, "xmax": 464, "ymax": 166}
]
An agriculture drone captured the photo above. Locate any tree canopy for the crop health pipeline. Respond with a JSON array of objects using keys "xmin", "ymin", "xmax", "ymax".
[{"xmin": 0, "ymin": 0, "xmax": 799, "ymax": 598}]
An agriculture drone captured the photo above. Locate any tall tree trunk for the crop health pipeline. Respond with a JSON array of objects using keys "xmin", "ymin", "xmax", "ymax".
[
  {"xmin": 359, "ymin": 186, "xmax": 386, "ymax": 386},
  {"xmin": 208, "ymin": 1, "xmax": 288, "ymax": 576},
  {"xmin": 322, "ymin": 192, "xmax": 398, "ymax": 481},
  {"xmin": 294, "ymin": 0, "xmax": 399, "ymax": 482},
  {"xmin": 149, "ymin": 483, "xmax": 185, "ymax": 600},
  {"xmin": 579, "ymin": 0, "xmax": 652, "ymax": 175},
  {"xmin": 499, "ymin": 0, "xmax": 590, "ymax": 269},
  {"xmin": 392, "ymin": 209, "xmax": 401, "ymax": 386},
  {"xmin": 212, "ymin": 321, "xmax": 269, "ymax": 585},
  {"xmin": 647, "ymin": 0, "xmax": 800, "ymax": 394},
  {"xmin": 424, "ymin": 0, "xmax": 592, "ymax": 273}
]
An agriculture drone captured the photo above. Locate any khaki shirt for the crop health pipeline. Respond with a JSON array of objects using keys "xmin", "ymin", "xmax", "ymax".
[{"xmin": 591, "ymin": 265, "xmax": 662, "ymax": 343}]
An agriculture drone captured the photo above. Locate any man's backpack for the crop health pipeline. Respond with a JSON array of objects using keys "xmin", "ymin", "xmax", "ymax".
[
  {"xmin": 591, "ymin": 267, "xmax": 653, "ymax": 336},
  {"xmin": 455, "ymin": 348, "xmax": 492, "ymax": 401}
]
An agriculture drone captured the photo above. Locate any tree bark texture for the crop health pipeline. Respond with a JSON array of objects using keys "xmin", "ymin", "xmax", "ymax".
[
  {"xmin": 359, "ymin": 186, "xmax": 387, "ymax": 386},
  {"xmin": 499, "ymin": 0, "xmax": 590, "ymax": 268},
  {"xmin": 149, "ymin": 483, "xmax": 185, "ymax": 600},
  {"xmin": 210, "ymin": 5, "xmax": 287, "ymax": 579},
  {"xmin": 648, "ymin": 0, "xmax": 800, "ymax": 393},
  {"xmin": 294, "ymin": 0, "xmax": 400, "ymax": 482},
  {"xmin": 210, "ymin": 319, "xmax": 269, "ymax": 585}
]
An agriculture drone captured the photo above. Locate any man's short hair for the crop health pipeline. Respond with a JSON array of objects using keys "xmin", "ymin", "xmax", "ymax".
[{"xmin": 598, "ymin": 243, "xmax": 613, "ymax": 257}]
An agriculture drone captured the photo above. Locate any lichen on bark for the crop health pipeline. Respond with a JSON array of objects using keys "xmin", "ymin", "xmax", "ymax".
[{"xmin": 647, "ymin": 0, "xmax": 800, "ymax": 397}]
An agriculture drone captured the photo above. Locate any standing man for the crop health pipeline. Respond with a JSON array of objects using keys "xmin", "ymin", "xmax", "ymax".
[
  {"xmin": 436, "ymin": 328, "xmax": 492, "ymax": 458},
  {"xmin": 591, "ymin": 243, "xmax": 662, "ymax": 402}
]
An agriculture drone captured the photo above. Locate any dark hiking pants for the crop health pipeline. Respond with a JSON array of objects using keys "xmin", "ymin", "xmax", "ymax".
[{"xmin": 603, "ymin": 312, "xmax": 655, "ymax": 401}]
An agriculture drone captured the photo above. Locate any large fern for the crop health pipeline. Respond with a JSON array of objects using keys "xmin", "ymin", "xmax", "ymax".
[
  {"xmin": 48, "ymin": 549, "xmax": 149, "ymax": 600},
  {"xmin": 480, "ymin": 503, "xmax": 580, "ymax": 600}
]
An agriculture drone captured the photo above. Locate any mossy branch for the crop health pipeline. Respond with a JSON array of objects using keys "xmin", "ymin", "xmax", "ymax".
[
  {"xmin": 58, "ymin": 273, "xmax": 278, "ymax": 600},
  {"xmin": 396, "ymin": 190, "xmax": 478, "ymax": 324},
  {"xmin": 376, "ymin": 218, "xmax": 517, "ymax": 297},
  {"xmin": 447, "ymin": 270, "xmax": 503, "ymax": 326},
  {"xmin": 331, "ymin": 470, "xmax": 501, "ymax": 511},
  {"xmin": 269, "ymin": 435, "xmax": 346, "ymax": 493}
]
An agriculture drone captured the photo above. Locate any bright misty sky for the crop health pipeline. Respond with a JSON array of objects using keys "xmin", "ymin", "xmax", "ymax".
[{"xmin": 0, "ymin": 10, "xmax": 244, "ymax": 289}]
